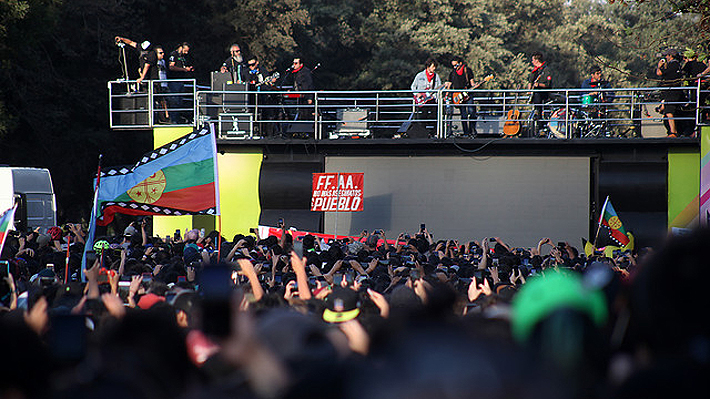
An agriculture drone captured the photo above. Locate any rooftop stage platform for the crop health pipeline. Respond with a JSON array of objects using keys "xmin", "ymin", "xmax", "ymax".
[{"xmin": 110, "ymin": 79, "xmax": 707, "ymax": 247}]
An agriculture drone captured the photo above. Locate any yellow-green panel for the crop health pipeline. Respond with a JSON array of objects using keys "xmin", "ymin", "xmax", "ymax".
[
  {"xmin": 217, "ymin": 150, "xmax": 263, "ymax": 239},
  {"xmin": 153, "ymin": 126, "xmax": 194, "ymax": 147},
  {"xmin": 668, "ymin": 148, "xmax": 700, "ymax": 229},
  {"xmin": 153, "ymin": 126, "xmax": 203, "ymax": 238}
]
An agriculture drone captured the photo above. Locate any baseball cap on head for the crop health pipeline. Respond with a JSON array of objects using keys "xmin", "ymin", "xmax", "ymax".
[
  {"xmin": 322, "ymin": 287, "xmax": 360, "ymax": 323},
  {"xmin": 511, "ymin": 270, "xmax": 607, "ymax": 342},
  {"xmin": 661, "ymin": 48, "xmax": 679, "ymax": 57}
]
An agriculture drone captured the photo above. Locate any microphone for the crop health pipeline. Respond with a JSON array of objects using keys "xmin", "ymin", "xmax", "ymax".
[
  {"xmin": 285, "ymin": 66, "xmax": 293, "ymax": 72},
  {"xmin": 312, "ymin": 63, "xmax": 321, "ymax": 71}
]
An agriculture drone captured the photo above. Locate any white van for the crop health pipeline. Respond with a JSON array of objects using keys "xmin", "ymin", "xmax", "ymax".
[{"xmin": 0, "ymin": 167, "xmax": 56, "ymax": 233}]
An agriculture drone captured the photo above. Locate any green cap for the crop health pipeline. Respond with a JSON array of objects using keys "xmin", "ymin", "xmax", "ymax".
[
  {"xmin": 511, "ymin": 270, "xmax": 607, "ymax": 342},
  {"xmin": 93, "ymin": 240, "xmax": 110, "ymax": 254}
]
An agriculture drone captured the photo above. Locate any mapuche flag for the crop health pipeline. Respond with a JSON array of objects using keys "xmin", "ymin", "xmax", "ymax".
[
  {"xmin": 0, "ymin": 205, "xmax": 17, "ymax": 255},
  {"xmin": 96, "ymin": 127, "xmax": 220, "ymax": 225},
  {"xmin": 598, "ymin": 196, "xmax": 630, "ymax": 246}
]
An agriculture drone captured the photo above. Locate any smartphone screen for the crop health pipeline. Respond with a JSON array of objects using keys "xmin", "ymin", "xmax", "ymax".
[
  {"xmin": 292, "ymin": 241, "xmax": 304, "ymax": 258},
  {"xmin": 200, "ymin": 264, "xmax": 233, "ymax": 337},
  {"xmin": 141, "ymin": 272, "xmax": 153, "ymax": 286},
  {"xmin": 85, "ymin": 250, "xmax": 97, "ymax": 265},
  {"xmin": 0, "ymin": 260, "xmax": 9, "ymax": 277},
  {"xmin": 48, "ymin": 314, "xmax": 87, "ymax": 363}
]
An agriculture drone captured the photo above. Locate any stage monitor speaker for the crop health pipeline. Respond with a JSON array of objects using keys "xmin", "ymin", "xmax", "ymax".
[
  {"xmin": 284, "ymin": 122, "xmax": 314, "ymax": 138},
  {"xmin": 397, "ymin": 121, "xmax": 429, "ymax": 138}
]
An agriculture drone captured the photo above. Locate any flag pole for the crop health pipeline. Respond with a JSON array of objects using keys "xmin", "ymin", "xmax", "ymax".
[
  {"xmin": 64, "ymin": 234, "xmax": 71, "ymax": 284},
  {"xmin": 210, "ymin": 123, "xmax": 222, "ymax": 258},
  {"xmin": 334, "ymin": 173, "xmax": 341, "ymax": 241},
  {"xmin": 593, "ymin": 195, "xmax": 610, "ymax": 248},
  {"xmin": 217, "ymin": 215, "xmax": 223, "ymax": 258},
  {"xmin": 81, "ymin": 154, "xmax": 103, "ymax": 282}
]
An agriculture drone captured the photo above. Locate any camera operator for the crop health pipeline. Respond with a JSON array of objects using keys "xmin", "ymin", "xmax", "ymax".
[{"xmin": 656, "ymin": 48, "xmax": 684, "ymax": 137}]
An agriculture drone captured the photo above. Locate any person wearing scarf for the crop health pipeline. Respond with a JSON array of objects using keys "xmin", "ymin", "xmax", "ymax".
[
  {"xmin": 410, "ymin": 58, "xmax": 442, "ymax": 135},
  {"xmin": 444, "ymin": 56, "xmax": 477, "ymax": 137}
]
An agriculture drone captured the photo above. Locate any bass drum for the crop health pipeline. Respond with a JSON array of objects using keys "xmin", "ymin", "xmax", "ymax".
[
  {"xmin": 548, "ymin": 108, "xmax": 577, "ymax": 138},
  {"xmin": 581, "ymin": 94, "xmax": 597, "ymax": 106}
]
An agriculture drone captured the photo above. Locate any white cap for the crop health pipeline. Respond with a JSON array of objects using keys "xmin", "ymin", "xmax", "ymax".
[{"xmin": 140, "ymin": 40, "xmax": 151, "ymax": 50}]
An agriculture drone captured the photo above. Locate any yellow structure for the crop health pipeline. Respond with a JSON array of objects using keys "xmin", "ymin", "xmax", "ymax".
[{"xmin": 152, "ymin": 126, "xmax": 262, "ymax": 239}]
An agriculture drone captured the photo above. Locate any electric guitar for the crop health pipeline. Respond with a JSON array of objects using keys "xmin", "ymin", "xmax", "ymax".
[
  {"xmin": 255, "ymin": 72, "xmax": 280, "ymax": 87},
  {"xmin": 451, "ymin": 74, "xmax": 494, "ymax": 104},
  {"xmin": 528, "ymin": 67, "xmax": 544, "ymax": 103},
  {"xmin": 413, "ymin": 83, "xmax": 446, "ymax": 106}
]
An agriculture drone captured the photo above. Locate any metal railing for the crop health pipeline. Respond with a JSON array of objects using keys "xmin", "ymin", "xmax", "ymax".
[
  {"xmin": 108, "ymin": 79, "xmax": 708, "ymax": 139},
  {"xmin": 108, "ymin": 79, "xmax": 197, "ymax": 129}
]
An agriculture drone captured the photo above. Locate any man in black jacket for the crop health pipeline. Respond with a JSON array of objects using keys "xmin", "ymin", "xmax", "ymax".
[{"xmin": 656, "ymin": 48, "xmax": 684, "ymax": 137}]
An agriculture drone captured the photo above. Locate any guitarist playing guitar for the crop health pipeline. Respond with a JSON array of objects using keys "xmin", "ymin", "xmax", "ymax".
[
  {"xmin": 444, "ymin": 56, "xmax": 493, "ymax": 136},
  {"xmin": 411, "ymin": 58, "xmax": 442, "ymax": 133},
  {"xmin": 527, "ymin": 52, "xmax": 553, "ymax": 136}
]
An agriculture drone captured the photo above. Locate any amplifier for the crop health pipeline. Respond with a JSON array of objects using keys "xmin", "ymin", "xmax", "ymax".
[
  {"xmin": 336, "ymin": 108, "xmax": 369, "ymax": 131},
  {"xmin": 222, "ymin": 83, "xmax": 248, "ymax": 112},
  {"xmin": 476, "ymin": 114, "xmax": 504, "ymax": 135},
  {"xmin": 113, "ymin": 95, "xmax": 149, "ymax": 126}
]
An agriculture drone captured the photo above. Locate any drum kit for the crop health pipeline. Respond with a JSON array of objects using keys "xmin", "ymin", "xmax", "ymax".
[{"xmin": 543, "ymin": 94, "xmax": 611, "ymax": 138}]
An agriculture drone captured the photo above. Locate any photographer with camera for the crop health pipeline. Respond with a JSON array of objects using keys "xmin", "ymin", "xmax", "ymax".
[{"xmin": 656, "ymin": 48, "xmax": 684, "ymax": 137}]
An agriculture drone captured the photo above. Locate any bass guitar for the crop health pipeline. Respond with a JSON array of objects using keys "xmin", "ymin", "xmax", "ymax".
[{"xmin": 451, "ymin": 74, "xmax": 494, "ymax": 104}]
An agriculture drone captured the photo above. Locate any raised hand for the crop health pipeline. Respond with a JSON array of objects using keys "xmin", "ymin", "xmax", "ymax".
[
  {"xmin": 101, "ymin": 292, "xmax": 126, "ymax": 318},
  {"xmin": 480, "ymin": 277, "xmax": 493, "ymax": 296},
  {"xmin": 468, "ymin": 276, "xmax": 483, "ymax": 302},
  {"xmin": 367, "ymin": 288, "xmax": 390, "ymax": 318},
  {"xmin": 24, "ymin": 296, "xmax": 49, "ymax": 335}
]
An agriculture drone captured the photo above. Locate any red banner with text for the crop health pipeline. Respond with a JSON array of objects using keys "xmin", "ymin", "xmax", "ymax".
[{"xmin": 311, "ymin": 173, "xmax": 364, "ymax": 212}]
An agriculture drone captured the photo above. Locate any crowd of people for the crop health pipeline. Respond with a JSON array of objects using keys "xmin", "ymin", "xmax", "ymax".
[{"xmin": 1, "ymin": 217, "xmax": 708, "ymax": 399}]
